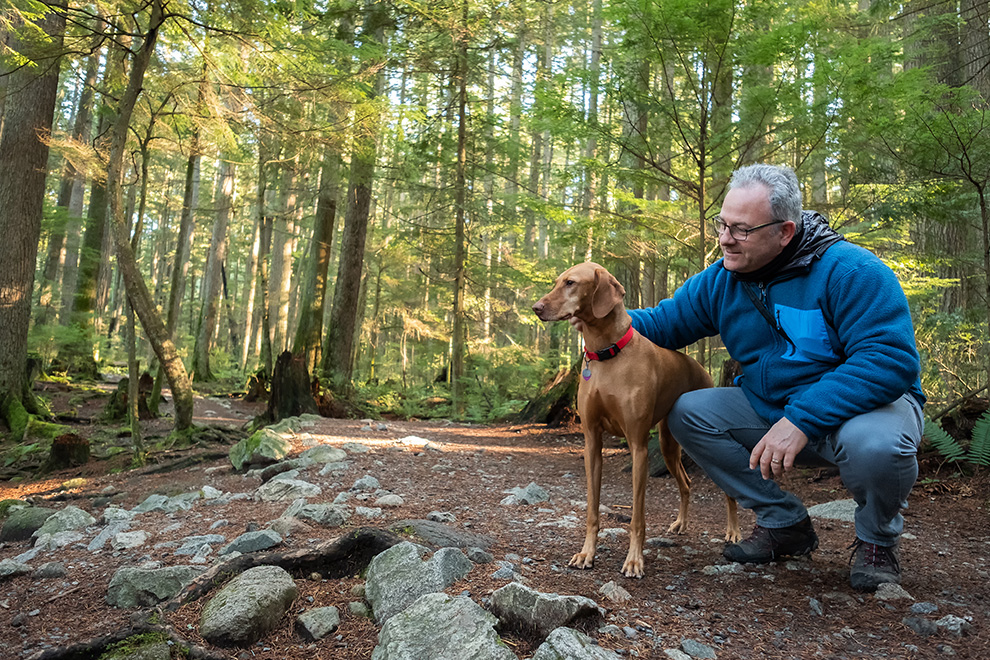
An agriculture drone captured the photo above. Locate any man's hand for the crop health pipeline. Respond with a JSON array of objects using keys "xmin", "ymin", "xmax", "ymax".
[
  {"xmin": 569, "ymin": 317, "xmax": 586, "ymax": 334},
  {"xmin": 750, "ymin": 417, "xmax": 808, "ymax": 479}
]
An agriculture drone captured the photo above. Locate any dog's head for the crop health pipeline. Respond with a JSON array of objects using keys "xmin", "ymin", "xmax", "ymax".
[{"xmin": 532, "ymin": 262, "xmax": 625, "ymax": 323}]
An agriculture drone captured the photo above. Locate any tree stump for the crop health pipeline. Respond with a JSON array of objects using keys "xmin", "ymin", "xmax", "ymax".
[
  {"xmin": 42, "ymin": 433, "xmax": 90, "ymax": 473},
  {"xmin": 104, "ymin": 373, "xmax": 154, "ymax": 421},
  {"xmin": 516, "ymin": 362, "xmax": 580, "ymax": 427},
  {"xmin": 244, "ymin": 369, "xmax": 269, "ymax": 402},
  {"xmin": 267, "ymin": 351, "xmax": 319, "ymax": 423}
]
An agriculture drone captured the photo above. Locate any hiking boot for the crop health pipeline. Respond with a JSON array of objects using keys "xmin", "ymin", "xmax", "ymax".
[
  {"xmin": 849, "ymin": 539, "xmax": 901, "ymax": 591},
  {"xmin": 722, "ymin": 515, "xmax": 819, "ymax": 564}
]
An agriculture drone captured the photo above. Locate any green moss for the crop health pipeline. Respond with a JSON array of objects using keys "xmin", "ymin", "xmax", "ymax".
[
  {"xmin": 60, "ymin": 478, "xmax": 87, "ymax": 490},
  {"xmin": 0, "ymin": 499, "xmax": 27, "ymax": 520},
  {"xmin": 2, "ymin": 395, "xmax": 30, "ymax": 442},
  {"xmin": 97, "ymin": 632, "xmax": 170, "ymax": 660},
  {"xmin": 24, "ymin": 418, "xmax": 70, "ymax": 440}
]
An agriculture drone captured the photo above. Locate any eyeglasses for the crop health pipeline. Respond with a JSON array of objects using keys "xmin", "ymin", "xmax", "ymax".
[{"xmin": 712, "ymin": 217, "xmax": 784, "ymax": 241}]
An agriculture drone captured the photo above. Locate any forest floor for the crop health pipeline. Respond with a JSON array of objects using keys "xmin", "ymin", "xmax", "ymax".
[{"xmin": 0, "ymin": 380, "xmax": 988, "ymax": 659}]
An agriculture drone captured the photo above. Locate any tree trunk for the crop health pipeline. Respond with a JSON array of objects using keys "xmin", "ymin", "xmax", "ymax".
[
  {"xmin": 292, "ymin": 148, "xmax": 339, "ymax": 372},
  {"xmin": 0, "ymin": 5, "xmax": 65, "ymax": 422},
  {"xmin": 192, "ymin": 159, "xmax": 235, "ymax": 381},
  {"xmin": 451, "ymin": 0, "xmax": 469, "ymax": 413},
  {"xmin": 322, "ymin": 4, "xmax": 388, "ymax": 388},
  {"xmin": 266, "ymin": 350, "xmax": 318, "ymax": 423},
  {"xmin": 105, "ymin": 0, "xmax": 194, "ymax": 432}
]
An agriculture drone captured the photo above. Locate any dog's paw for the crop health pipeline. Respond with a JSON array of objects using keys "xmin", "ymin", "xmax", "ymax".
[
  {"xmin": 620, "ymin": 557, "xmax": 645, "ymax": 579},
  {"xmin": 724, "ymin": 529, "xmax": 742, "ymax": 543},
  {"xmin": 666, "ymin": 518, "xmax": 688, "ymax": 535},
  {"xmin": 568, "ymin": 552, "xmax": 595, "ymax": 570}
]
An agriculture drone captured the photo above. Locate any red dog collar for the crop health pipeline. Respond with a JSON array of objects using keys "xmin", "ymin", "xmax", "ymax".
[{"xmin": 583, "ymin": 325, "xmax": 634, "ymax": 361}]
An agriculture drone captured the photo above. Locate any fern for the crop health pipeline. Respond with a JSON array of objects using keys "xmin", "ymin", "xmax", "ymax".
[
  {"xmin": 968, "ymin": 411, "xmax": 990, "ymax": 467},
  {"xmin": 923, "ymin": 418, "xmax": 966, "ymax": 463}
]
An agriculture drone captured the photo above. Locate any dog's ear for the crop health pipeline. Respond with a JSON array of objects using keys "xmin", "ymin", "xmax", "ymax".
[{"xmin": 591, "ymin": 268, "xmax": 625, "ymax": 318}]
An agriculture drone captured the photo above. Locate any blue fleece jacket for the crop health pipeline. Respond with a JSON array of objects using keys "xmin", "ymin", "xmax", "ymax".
[{"xmin": 629, "ymin": 222, "xmax": 925, "ymax": 441}]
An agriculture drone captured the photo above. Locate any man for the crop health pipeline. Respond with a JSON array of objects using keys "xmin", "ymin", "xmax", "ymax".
[{"xmin": 605, "ymin": 164, "xmax": 924, "ymax": 591}]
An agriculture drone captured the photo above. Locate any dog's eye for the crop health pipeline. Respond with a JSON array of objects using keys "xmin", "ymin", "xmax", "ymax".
[{"xmin": 564, "ymin": 280, "xmax": 575, "ymax": 286}]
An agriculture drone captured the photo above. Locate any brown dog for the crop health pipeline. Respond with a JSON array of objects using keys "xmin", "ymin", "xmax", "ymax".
[{"xmin": 533, "ymin": 262, "xmax": 740, "ymax": 578}]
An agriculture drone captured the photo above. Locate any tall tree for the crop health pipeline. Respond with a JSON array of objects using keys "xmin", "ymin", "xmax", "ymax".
[{"xmin": 0, "ymin": 2, "xmax": 65, "ymax": 430}]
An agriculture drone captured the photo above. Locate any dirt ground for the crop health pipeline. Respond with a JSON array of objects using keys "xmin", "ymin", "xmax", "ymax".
[{"xmin": 0, "ymin": 386, "xmax": 987, "ymax": 659}]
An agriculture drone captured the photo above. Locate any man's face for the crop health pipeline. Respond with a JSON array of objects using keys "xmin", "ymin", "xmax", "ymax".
[{"xmin": 718, "ymin": 184, "xmax": 796, "ymax": 273}]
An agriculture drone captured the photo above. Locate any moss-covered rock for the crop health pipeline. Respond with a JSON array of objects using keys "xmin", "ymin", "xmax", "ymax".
[
  {"xmin": 229, "ymin": 428, "xmax": 293, "ymax": 471},
  {"xmin": 0, "ymin": 499, "xmax": 28, "ymax": 521},
  {"xmin": 1, "ymin": 395, "xmax": 29, "ymax": 442}
]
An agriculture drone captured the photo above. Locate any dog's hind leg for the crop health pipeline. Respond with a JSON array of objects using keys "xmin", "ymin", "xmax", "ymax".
[
  {"xmin": 723, "ymin": 495, "xmax": 741, "ymax": 542},
  {"xmin": 659, "ymin": 418, "xmax": 692, "ymax": 535}
]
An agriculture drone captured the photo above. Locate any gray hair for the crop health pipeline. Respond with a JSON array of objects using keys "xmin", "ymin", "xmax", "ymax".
[{"xmin": 729, "ymin": 164, "xmax": 803, "ymax": 230}]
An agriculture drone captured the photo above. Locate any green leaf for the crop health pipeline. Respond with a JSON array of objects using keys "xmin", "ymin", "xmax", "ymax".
[
  {"xmin": 968, "ymin": 411, "xmax": 990, "ymax": 467},
  {"xmin": 922, "ymin": 418, "xmax": 966, "ymax": 463}
]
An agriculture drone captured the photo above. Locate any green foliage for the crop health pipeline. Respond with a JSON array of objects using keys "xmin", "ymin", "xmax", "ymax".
[
  {"xmin": 923, "ymin": 415, "xmax": 990, "ymax": 468},
  {"xmin": 3, "ymin": 442, "xmax": 41, "ymax": 467},
  {"xmin": 97, "ymin": 632, "xmax": 170, "ymax": 660},
  {"xmin": 1, "ymin": 396, "xmax": 30, "ymax": 442}
]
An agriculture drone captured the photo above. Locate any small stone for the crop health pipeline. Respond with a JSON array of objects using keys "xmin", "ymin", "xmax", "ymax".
[
  {"xmin": 875, "ymin": 583, "xmax": 914, "ymax": 601},
  {"xmin": 910, "ymin": 602, "xmax": 938, "ymax": 615},
  {"xmin": 902, "ymin": 617, "xmax": 938, "ymax": 637},
  {"xmin": 680, "ymin": 638, "xmax": 716, "ymax": 659}
]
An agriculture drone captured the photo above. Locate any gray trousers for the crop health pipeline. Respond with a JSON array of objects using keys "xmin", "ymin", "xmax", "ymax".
[{"xmin": 667, "ymin": 387, "xmax": 924, "ymax": 546}]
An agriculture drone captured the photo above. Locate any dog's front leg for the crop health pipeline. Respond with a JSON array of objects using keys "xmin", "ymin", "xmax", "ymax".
[
  {"xmin": 569, "ymin": 427, "xmax": 603, "ymax": 570},
  {"xmin": 622, "ymin": 426, "xmax": 651, "ymax": 578}
]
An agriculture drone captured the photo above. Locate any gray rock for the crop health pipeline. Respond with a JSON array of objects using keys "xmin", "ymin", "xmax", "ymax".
[
  {"xmin": 427, "ymin": 511, "xmax": 457, "ymax": 524},
  {"xmin": 33, "ymin": 561, "xmax": 67, "ymax": 579},
  {"xmin": 375, "ymin": 494, "xmax": 405, "ymax": 507},
  {"xmin": 532, "ymin": 627, "xmax": 624, "ymax": 659},
  {"xmin": 489, "ymin": 582, "xmax": 605, "ymax": 638},
  {"xmin": 680, "ymin": 638, "xmax": 717, "ymax": 659},
  {"xmin": 296, "ymin": 606, "xmax": 341, "ymax": 641},
  {"xmin": 465, "ymin": 547, "xmax": 494, "ymax": 564},
  {"xmin": 388, "ymin": 519, "xmax": 495, "ymax": 549},
  {"xmin": 365, "ymin": 541, "xmax": 474, "ymax": 623},
  {"xmin": 268, "ymin": 516, "xmax": 310, "ymax": 538},
  {"xmin": 342, "ymin": 442, "xmax": 372, "ymax": 454},
  {"xmin": 598, "ymin": 581, "xmax": 632, "ymax": 604},
  {"xmin": 875, "ymin": 583, "xmax": 914, "ymax": 601},
  {"xmin": 0, "ymin": 558, "xmax": 32, "ymax": 579},
  {"xmin": 132, "ymin": 495, "xmax": 170, "ymax": 513},
  {"xmin": 902, "ymin": 616, "xmax": 938, "ymax": 637},
  {"xmin": 101, "ymin": 507, "xmax": 135, "ymax": 524},
  {"xmin": 356, "ymin": 506, "xmax": 384, "ymax": 519},
  {"xmin": 352, "ymin": 474, "xmax": 381, "ymax": 491},
  {"xmin": 349, "ymin": 601, "xmax": 373, "ymax": 618},
  {"xmin": 111, "ymin": 530, "xmax": 150, "ymax": 551},
  {"xmin": 911, "ymin": 602, "xmax": 939, "ymax": 615},
  {"xmin": 106, "ymin": 565, "xmax": 204, "ymax": 608},
  {"xmin": 1, "ymin": 507, "xmax": 55, "ymax": 542},
  {"xmin": 320, "ymin": 462, "xmax": 352, "ymax": 476},
  {"xmin": 254, "ymin": 478, "xmax": 322, "ymax": 502},
  {"xmin": 283, "ymin": 500, "xmax": 351, "ymax": 527},
  {"xmin": 88, "ymin": 520, "xmax": 132, "ymax": 551},
  {"xmin": 936, "ymin": 615, "xmax": 972, "ymax": 638},
  {"xmin": 220, "ymin": 529, "xmax": 282, "ymax": 555},
  {"xmin": 371, "ymin": 593, "xmax": 515, "ymax": 660},
  {"xmin": 175, "ymin": 534, "xmax": 227, "ymax": 555},
  {"xmin": 501, "ymin": 482, "xmax": 550, "ymax": 505},
  {"xmin": 199, "ymin": 565, "xmax": 299, "ymax": 647},
  {"xmin": 259, "ymin": 460, "xmax": 305, "ymax": 483},
  {"xmin": 34, "ymin": 530, "xmax": 83, "ymax": 550},
  {"xmin": 663, "ymin": 651, "xmax": 693, "ymax": 660},
  {"xmin": 32, "ymin": 505, "xmax": 95, "ymax": 538},
  {"xmin": 807, "ymin": 499, "xmax": 857, "ymax": 522},
  {"xmin": 299, "ymin": 445, "xmax": 348, "ymax": 464}
]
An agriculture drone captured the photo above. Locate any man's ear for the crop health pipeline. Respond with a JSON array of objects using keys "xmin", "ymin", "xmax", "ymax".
[
  {"xmin": 780, "ymin": 220, "xmax": 798, "ymax": 246},
  {"xmin": 592, "ymin": 268, "xmax": 625, "ymax": 318}
]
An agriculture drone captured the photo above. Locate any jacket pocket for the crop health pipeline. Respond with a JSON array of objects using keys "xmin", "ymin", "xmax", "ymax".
[{"xmin": 774, "ymin": 304, "xmax": 840, "ymax": 364}]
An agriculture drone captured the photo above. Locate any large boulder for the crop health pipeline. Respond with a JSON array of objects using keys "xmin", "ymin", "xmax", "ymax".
[
  {"xmin": 365, "ymin": 541, "xmax": 473, "ymax": 623},
  {"xmin": 107, "ymin": 565, "xmax": 205, "ymax": 608},
  {"xmin": 371, "ymin": 593, "xmax": 516, "ymax": 660},
  {"xmin": 32, "ymin": 505, "xmax": 96, "ymax": 538},
  {"xmin": 0, "ymin": 506, "xmax": 56, "ymax": 542},
  {"xmin": 388, "ymin": 519, "xmax": 495, "ymax": 549},
  {"xmin": 199, "ymin": 565, "xmax": 298, "ymax": 647},
  {"xmin": 230, "ymin": 428, "xmax": 293, "ymax": 471},
  {"xmin": 283, "ymin": 499, "xmax": 351, "ymax": 527},
  {"xmin": 490, "ymin": 582, "xmax": 605, "ymax": 639}
]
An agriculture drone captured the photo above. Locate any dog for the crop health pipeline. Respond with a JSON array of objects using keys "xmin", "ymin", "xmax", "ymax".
[{"xmin": 533, "ymin": 262, "xmax": 740, "ymax": 578}]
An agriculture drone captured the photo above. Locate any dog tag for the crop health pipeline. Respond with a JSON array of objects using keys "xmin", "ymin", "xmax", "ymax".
[{"xmin": 582, "ymin": 367, "xmax": 592, "ymax": 381}]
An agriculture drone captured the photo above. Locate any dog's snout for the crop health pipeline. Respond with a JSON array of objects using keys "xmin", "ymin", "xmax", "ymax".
[{"xmin": 532, "ymin": 301, "xmax": 545, "ymax": 314}]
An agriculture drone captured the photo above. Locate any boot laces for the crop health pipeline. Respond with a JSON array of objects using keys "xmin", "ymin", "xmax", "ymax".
[{"xmin": 849, "ymin": 539, "xmax": 899, "ymax": 571}]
